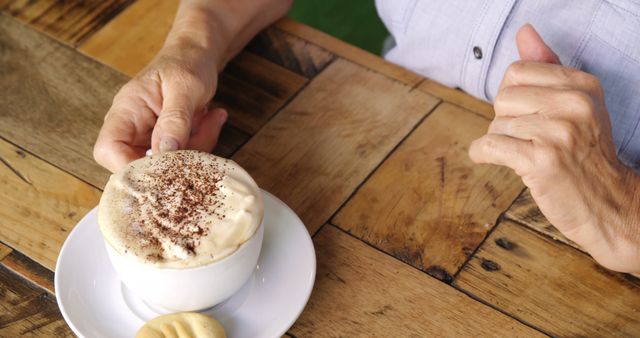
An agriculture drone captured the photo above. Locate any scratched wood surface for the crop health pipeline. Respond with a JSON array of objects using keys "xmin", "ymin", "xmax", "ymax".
[
  {"xmin": 233, "ymin": 58, "xmax": 440, "ymax": 234},
  {"xmin": 504, "ymin": 190, "xmax": 640, "ymax": 280},
  {"xmin": 0, "ymin": 139, "xmax": 101, "ymax": 270},
  {"xmin": 0, "ymin": 242, "xmax": 11, "ymax": 260},
  {"xmin": 504, "ymin": 188, "xmax": 580, "ymax": 249},
  {"xmin": 275, "ymin": 18, "xmax": 424, "ymax": 87},
  {"xmin": 291, "ymin": 225, "xmax": 543, "ymax": 336},
  {"xmin": 456, "ymin": 219, "xmax": 640, "ymax": 337},
  {"xmin": 0, "ymin": 13, "xmax": 123, "ymax": 188},
  {"xmin": 79, "ymin": 0, "xmax": 314, "ymax": 137},
  {"xmin": 0, "ymin": 14, "xmax": 254, "ymax": 190},
  {"xmin": 245, "ymin": 26, "xmax": 335, "ymax": 78},
  {"xmin": 0, "ymin": 264, "xmax": 73, "ymax": 337},
  {"xmin": 0, "ymin": 0, "xmax": 135, "ymax": 47},
  {"xmin": 333, "ymin": 103, "xmax": 523, "ymax": 281},
  {"xmin": 2, "ymin": 250, "xmax": 55, "ymax": 294},
  {"xmin": 417, "ymin": 80, "xmax": 495, "ymax": 120},
  {"xmin": 77, "ymin": 0, "xmax": 179, "ymax": 76},
  {"xmin": 214, "ymin": 51, "xmax": 307, "ymax": 135},
  {"xmin": 79, "ymin": 0, "xmax": 336, "ymax": 81}
]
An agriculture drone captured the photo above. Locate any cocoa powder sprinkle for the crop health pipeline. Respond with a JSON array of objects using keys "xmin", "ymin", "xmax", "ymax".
[{"xmin": 122, "ymin": 151, "xmax": 228, "ymax": 262}]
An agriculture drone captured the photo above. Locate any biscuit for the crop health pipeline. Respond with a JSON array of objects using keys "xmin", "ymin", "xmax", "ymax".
[{"xmin": 136, "ymin": 312, "xmax": 226, "ymax": 338}]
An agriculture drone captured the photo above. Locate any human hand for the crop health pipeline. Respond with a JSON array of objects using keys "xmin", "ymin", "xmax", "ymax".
[
  {"xmin": 469, "ymin": 24, "xmax": 640, "ymax": 272},
  {"xmin": 93, "ymin": 42, "xmax": 228, "ymax": 173}
]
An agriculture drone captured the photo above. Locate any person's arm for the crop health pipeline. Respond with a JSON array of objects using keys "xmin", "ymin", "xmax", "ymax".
[
  {"xmin": 94, "ymin": 0, "xmax": 292, "ymax": 172},
  {"xmin": 470, "ymin": 24, "xmax": 640, "ymax": 273},
  {"xmin": 168, "ymin": 0, "xmax": 293, "ymax": 71}
]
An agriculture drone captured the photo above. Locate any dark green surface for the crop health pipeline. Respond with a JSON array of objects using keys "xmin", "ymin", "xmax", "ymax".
[{"xmin": 288, "ymin": 0, "xmax": 389, "ymax": 55}]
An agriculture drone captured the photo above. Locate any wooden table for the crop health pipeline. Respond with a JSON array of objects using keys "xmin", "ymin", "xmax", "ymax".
[{"xmin": 1, "ymin": 1, "xmax": 639, "ymax": 336}]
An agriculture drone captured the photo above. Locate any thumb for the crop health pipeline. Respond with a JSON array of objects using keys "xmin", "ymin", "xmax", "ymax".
[
  {"xmin": 516, "ymin": 24, "xmax": 560, "ymax": 64},
  {"xmin": 151, "ymin": 91, "xmax": 196, "ymax": 153}
]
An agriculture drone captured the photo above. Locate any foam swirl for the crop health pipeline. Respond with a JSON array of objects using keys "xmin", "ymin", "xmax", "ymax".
[{"xmin": 98, "ymin": 151, "xmax": 263, "ymax": 268}]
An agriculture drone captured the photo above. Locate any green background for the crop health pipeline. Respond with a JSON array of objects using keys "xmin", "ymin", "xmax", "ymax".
[{"xmin": 287, "ymin": 0, "xmax": 389, "ymax": 55}]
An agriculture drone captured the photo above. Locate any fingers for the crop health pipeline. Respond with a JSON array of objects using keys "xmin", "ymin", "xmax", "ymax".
[
  {"xmin": 94, "ymin": 108, "xmax": 151, "ymax": 172},
  {"xmin": 515, "ymin": 24, "xmax": 560, "ymax": 64},
  {"xmin": 187, "ymin": 108, "xmax": 228, "ymax": 153},
  {"xmin": 151, "ymin": 90, "xmax": 196, "ymax": 154},
  {"xmin": 488, "ymin": 115, "xmax": 580, "ymax": 147},
  {"xmin": 190, "ymin": 106, "xmax": 208, "ymax": 136},
  {"xmin": 499, "ymin": 62, "xmax": 603, "ymax": 96},
  {"xmin": 469, "ymin": 134, "xmax": 534, "ymax": 175},
  {"xmin": 494, "ymin": 86, "xmax": 597, "ymax": 119}
]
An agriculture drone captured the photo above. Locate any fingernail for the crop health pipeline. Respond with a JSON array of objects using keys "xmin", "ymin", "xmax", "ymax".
[
  {"xmin": 218, "ymin": 109, "xmax": 228, "ymax": 125},
  {"xmin": 159, "ymin": 136, "xmax": 179, "ymax": 153}
]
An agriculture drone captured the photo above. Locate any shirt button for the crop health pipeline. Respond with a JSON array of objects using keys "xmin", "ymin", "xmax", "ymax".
[{"xmin": 473, "ymin": 46, "xmax": 483, "ymax": 59}]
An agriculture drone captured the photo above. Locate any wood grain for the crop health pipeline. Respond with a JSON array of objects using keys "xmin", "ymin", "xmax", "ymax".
[
  {"xmin": 274, "ymin": 19, "xmax": 497, "ymax": 120},
  {"xmin": 456, "ymin": 220, "xmax": 640, "ymax": 337},
  {"xmin": 0, "ymin": 139, "xmax": 101, "ymax": 270},
  {"xmin": 505, "ymin": 190, "xmax": 640, "ymax": 280},
  {"xmin": 233, "ymin": 58, "xmax": 440, "ymax": 234},
  {"xmin": 333, "ymin": 103, "xmax": 523, "ymax": 282},
  {"xmin": 1, "ymin": 251, "xmax": 54, "ymax": 294},
  {"xmin": 0, "ymin": 0, "xmax": 135, "ymax": 47},
  {"xmin": 417, "ymin": 80, "xmax": 495, "ymax": 120},
  {"xmin": 0, "ymin": 264, "xmax": 73, "ymax": 337},
  {"xmin": 0, "ymin": 14, "xmax": 125, "ymax": 187},
  {"xmin": 0, "ymin": 242, "xmax": 11, "ymax": 261},
  {"xmin": 1, "ymin": 14, "xmax": 251, "ymax": 188},
  {"xmin": 504, "ymin": 188, "xmax": 580, "ymax": 249},
  {"xmin": 79, "ymin": 0, "xmax": 336, "ymax": 81},
  {"xmin": 78, "ymin": 0, "xmax": 178, "ymax": 76},
  {"xmin": 246, "ymin": 26, "xmax": 335, "ymax": 78},
  {"xmin": 212, "ymin": 124, "xmax": 250, "ymax": 158},
  {"xmin": 214, "ymin": 51, "xmax": 308, "ymax": 135},
  {"xmin": 276, "ymin": 18, "xmax": 424, "ymax": 87},
  {"xmin": 291, "ymin": 225, "xmax": 543, "ymax": 337},
  {"xmin": 79, "ymin": 0, "xmax": 309, "ymax": 136}
]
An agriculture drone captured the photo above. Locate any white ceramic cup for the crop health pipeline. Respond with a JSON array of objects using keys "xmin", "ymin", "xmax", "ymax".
[{"xmin": 104, "ymin": 221, "xmax": 264, "ymax": 312}]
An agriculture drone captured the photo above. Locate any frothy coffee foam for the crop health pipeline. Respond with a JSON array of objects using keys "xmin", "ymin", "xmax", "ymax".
[{"xmin": 98, "ymin": 151, "xmax": 263, "ymax": 268}]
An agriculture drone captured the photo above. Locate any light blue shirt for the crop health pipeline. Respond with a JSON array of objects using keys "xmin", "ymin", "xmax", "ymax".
[{"xmin": 376, "ymin": 0, "xmax": 640, "ymax": 169}]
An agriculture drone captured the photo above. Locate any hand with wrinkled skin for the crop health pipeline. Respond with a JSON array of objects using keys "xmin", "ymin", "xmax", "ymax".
[
  {"xmin": 94, "ymin": 43, "xmax": 228, "ymax": 172},
  {"xmin": 93, "ymin": 0, "xmax": 293, "ymax": 173},
  {"xmin": 469, "ymin": 24, "xmax": 640, "ymax": 273}
]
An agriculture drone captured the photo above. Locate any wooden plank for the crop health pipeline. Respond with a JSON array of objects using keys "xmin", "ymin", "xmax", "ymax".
[
  {"xmin": 212, "ymin": 124, "xmax": 250, "ymax": 158},
  {"xmin": 0, "ymin": 14, "xmax": 251, "ymax": 187},
  {"xmin": 78, "ymin": 0, "xmax": 179, "ymax": 77},
  {"xmin": 417, "ymin": 80, "xmax": 495, "ymax": 120},
  {"xmin": 333, "ymin": 103, "xmax": 523, "ymax": 282},
  {"xmin": 0, "ymin": 264, "xmax": 73, "ymax": 337},
  {"xmin": 232, "ymin": 58, "xmax": 440, "ymax": 234},
  {"xmin": 274, "ymin": 19, "xmax": 496, "ymax": 120},
  {"xmin": 0, "ymin": 242, "xmax": 12, "ymax": 261},
  {"xmin": 0, "ymin": 0, "xmax": 135, "ymax": 47},
  {"xmin": 505, "ymin": 190, "xmax": 640, "ymax": 280},
  {"xmin": 79, "ymin": 0, "xmax": 309, "ymax": 136},
  {"xmin": 0, "ymin": 139, "xmax": 101, "ymax": 270},
  {"xmin": 0, "ymin": 14, "xmax": 126, "ymax": 187},
  {"xmin": 275, "ymin": 18, "xmax": 424, "ymax": 87},
  {"xmin": 79, "ymin": 1, "xmax": 335, "ymax": 80},
  {"xmin": 291, "ymin": 225, "xmax": 543, "ymax": 336},
  {"xmin": 504, "ymin": 188, "xmax": 579, "ymax": 249},
  {"xmin": 246, "ymin": 26, "xmax": 335, "ymax": 78},
  {"xmin": 456, "ymin": 220, "xmax": 640, "ymax": 337},
  {"xmin": 214, "ymin": 51, "xmax": 308, "ymax": 135},
  {"xmin": 1, "ymin": 251, "xmax": 54, "ymax": 294}
]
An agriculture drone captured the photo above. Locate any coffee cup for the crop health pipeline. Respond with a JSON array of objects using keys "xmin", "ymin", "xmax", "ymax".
[{"xmin": 98, "ymin": 150, "xmax": 264, "ymax": 311}]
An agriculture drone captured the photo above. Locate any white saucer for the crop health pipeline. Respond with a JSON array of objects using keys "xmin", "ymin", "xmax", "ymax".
[{"xmin": 55, "ymin": 190, "xmax": 316, "ymax": 338}]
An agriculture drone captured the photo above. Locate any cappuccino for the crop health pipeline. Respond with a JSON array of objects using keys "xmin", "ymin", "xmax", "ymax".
[{"xmin": 98, "ymin": 150, "xmax": 263, "ymax": 268}]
